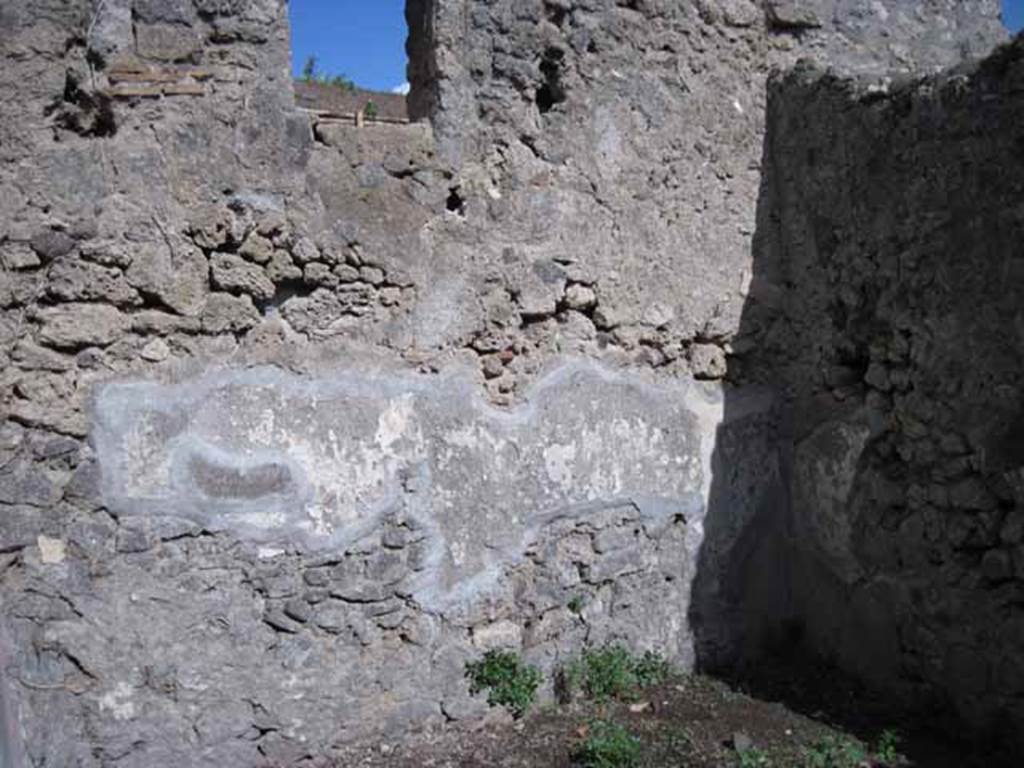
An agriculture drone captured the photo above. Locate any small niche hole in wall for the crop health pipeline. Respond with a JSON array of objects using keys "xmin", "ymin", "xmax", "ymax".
[
  {"xmin": 446, "ymin": 186, "xmax": 466, "ymax": 215},
  {"xmin": 536, "ymin": 47, "xmax": 567, "ymax": 114}
]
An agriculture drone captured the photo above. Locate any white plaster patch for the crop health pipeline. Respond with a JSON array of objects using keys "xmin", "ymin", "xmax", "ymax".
[
  {"xmin": 92, "ymin": 359, "xmax": 775, "ymax": 610},
  {"xmin": 472, "ymin": 620, "xmax": 522, "ymax": 650},
  {"xmin": 98, "ymin": 682, "xmax": 136, "ymax": 721},
  {"xmin": 248, "ymin": 408, "xmax": 276, "ymax": 446},
  {"xmin": 37, "ymin": 535, "xmax": 65, "ymax": 565},
  {"xmin": 120, "ymin": 414, "xmax": 173, "ymax": 496},
  {"xmin": 232, "ymin": 509, "xmax": 289, "ymax": 531},
  {"xmin": 543, "ymin": 443, "xmax": 577, "ymax": 490},
  {"xmin": 450, "ymin": 539, "xmax": 467, "ymax": 568},
  {"xmin": 375, "ymin": 395, "xmax": 415, "ymax": 450},
  {"xmin": 443, "ymin": 425, "xmax": 480, "ymax": 450}
]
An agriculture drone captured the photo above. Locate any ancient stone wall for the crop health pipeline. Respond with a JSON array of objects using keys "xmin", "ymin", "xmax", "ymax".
[
  {"xmin": 0, "ymin": 0, "xmax": 1014, "ymax": 764},
  {"xmin": 403, "ymin": 0, "xmax": 1005, "ymax": 384},
  {"xmin": 738, "ymin": 36, "xmax": 1024, "ymax": 749}
]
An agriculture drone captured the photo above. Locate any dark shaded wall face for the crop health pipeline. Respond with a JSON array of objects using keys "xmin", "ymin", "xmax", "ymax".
[
  {"xmin": 0, "ymin": 0, "xmax": 1014, "ymax": 764},
  {"xmin": 738, "ymin": 39, "xmax": 1024, "ymax": 746},
  {"xmin": 405, "ymin": 0, "xmax": 437, "ymax": 121}
]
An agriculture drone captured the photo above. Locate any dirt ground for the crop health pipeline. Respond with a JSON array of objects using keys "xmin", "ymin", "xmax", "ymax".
[{"xmin": 326, "ymin": 662, "xmax": 1015, "ymax": 768}]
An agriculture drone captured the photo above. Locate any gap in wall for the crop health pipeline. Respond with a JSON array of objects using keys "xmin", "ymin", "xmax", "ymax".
[{"xmin": 288, "ymin": 0, "xmax": 421, "ymax": 122}]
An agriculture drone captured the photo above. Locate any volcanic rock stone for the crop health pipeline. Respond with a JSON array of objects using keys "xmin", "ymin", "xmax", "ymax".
[
  {"xmin": 47, "ymin": 260, "xmax": 140, "ymax": 306},
  {"xmin": 0, "ymin": 0, "xmax": 1016, "ymax": 762},
  {"xmin": 210, "ymin": 252, "xmax": 276, "ymax": 301},
  {"xmin": 0, "ymin": 243, "xmax": 40, "ymax": 270},
  {"xmin": 37, "ymin": 303, "xmax": 128, "ymax": 349},
  {"xmin": 126, "ymin": 241, "xmax": 209, "ymax": 317}
]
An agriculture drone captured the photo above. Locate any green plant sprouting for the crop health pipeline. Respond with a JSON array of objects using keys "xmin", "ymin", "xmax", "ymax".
[
  {"xmin": 737, "ymin": 746, "xmax": 774, "ymax": 768},
  {"xmin": 565, "ymin": 644, "xmax": 672, "ymax": 702},
  {"xmin": 573, "ymin": 720, "xmax": 641, "ymax": 768},
  {"xmin": 802, "ymin": 735, "xmax": 868, "ymax": 768},
  {"xmin": 875, "ymin": 729, "xmax": 904, "ymax": 766},
  {"xmin": 465, "ymin": 650, "xmax": 542, "ymax": 719}
]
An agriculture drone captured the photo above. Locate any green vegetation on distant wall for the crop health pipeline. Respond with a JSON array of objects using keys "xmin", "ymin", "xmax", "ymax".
[{"xmin": 301, "ymin": 55, "xmax": 356, "ymax": 90}]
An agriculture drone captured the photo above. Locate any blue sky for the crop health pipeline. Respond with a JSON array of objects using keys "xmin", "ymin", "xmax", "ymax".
[
  {"xmin": 289, "ymin": 0, "xmax": 408, "ymax": 93},
  {"xmin": 1007, "ymin": 0, "xmax": 1024, "ymax": 32},
  {"xmin": 289, "ymin": 0, "xmax": 1024, "ymax": 92}
]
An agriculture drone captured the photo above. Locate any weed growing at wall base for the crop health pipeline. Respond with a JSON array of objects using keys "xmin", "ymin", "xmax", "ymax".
[
  {"xmin": 573, "ymin": 720, "xmax": 641, "ymax": 768},
  {"xmin": 564, "ymin": 644, "xmax": 672, "ymax": 702},
  {"xmin": 802, "ymin": 735, "xmax": 868, "ymax": 768},
  {"xmin": 736, "ymin": 745, "xmax": 773, "ymax": 767},
  {"xmin": 465, "ymin": 650, "xmax": 542, "ymax": 718},
  {"xmin": 874, "ymin": 729, "xmax": 903, "ymax": 765}
]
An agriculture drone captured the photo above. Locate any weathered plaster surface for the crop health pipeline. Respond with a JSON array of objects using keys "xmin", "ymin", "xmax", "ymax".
[
  {"xmin": 4, "ymin": 349, "xmax": 780, "ymax": 765},
  {"xmin": 0, "ymin": 0, "xmax": 1018, "ymax": 762},
  {"xmin": 94, "ymin": 360, "xmax": 732, "ymax": 607}
]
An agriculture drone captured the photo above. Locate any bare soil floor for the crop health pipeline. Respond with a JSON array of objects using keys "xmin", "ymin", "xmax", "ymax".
[{"xmin": 328, "ymin": 664, "xmax": 1014, "ymax": 768}]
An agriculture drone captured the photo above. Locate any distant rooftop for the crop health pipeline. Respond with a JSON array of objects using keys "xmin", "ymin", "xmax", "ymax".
[{"xmin": 294, "ymin": 81, "xmax": 409, "ymax": 122}]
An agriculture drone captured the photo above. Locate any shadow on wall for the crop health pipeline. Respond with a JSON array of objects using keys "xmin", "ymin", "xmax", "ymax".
[
  {"xmin": 692, "ymin": 37, "xmax": 1024, "ymax": 758},
  {"xmin": 405, "ymin": 0, "xmax": 437, "ymax": 122},
  {"xmin": 0, "ymin": 627, "xmax": 22, "ymax": 768},
  {"xmin": 688, "ymin": 92, "xmax": 793, "ymax": 679}
]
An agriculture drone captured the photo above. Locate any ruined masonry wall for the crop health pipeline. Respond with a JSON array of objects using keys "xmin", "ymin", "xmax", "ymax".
[
  {"xmin": 743, "ymin": 39, "xmax": 1024, "ymax": 747},
  {"xmin": 0, "ymin": 0, "xmax": 1013, "ymax": 765}
]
